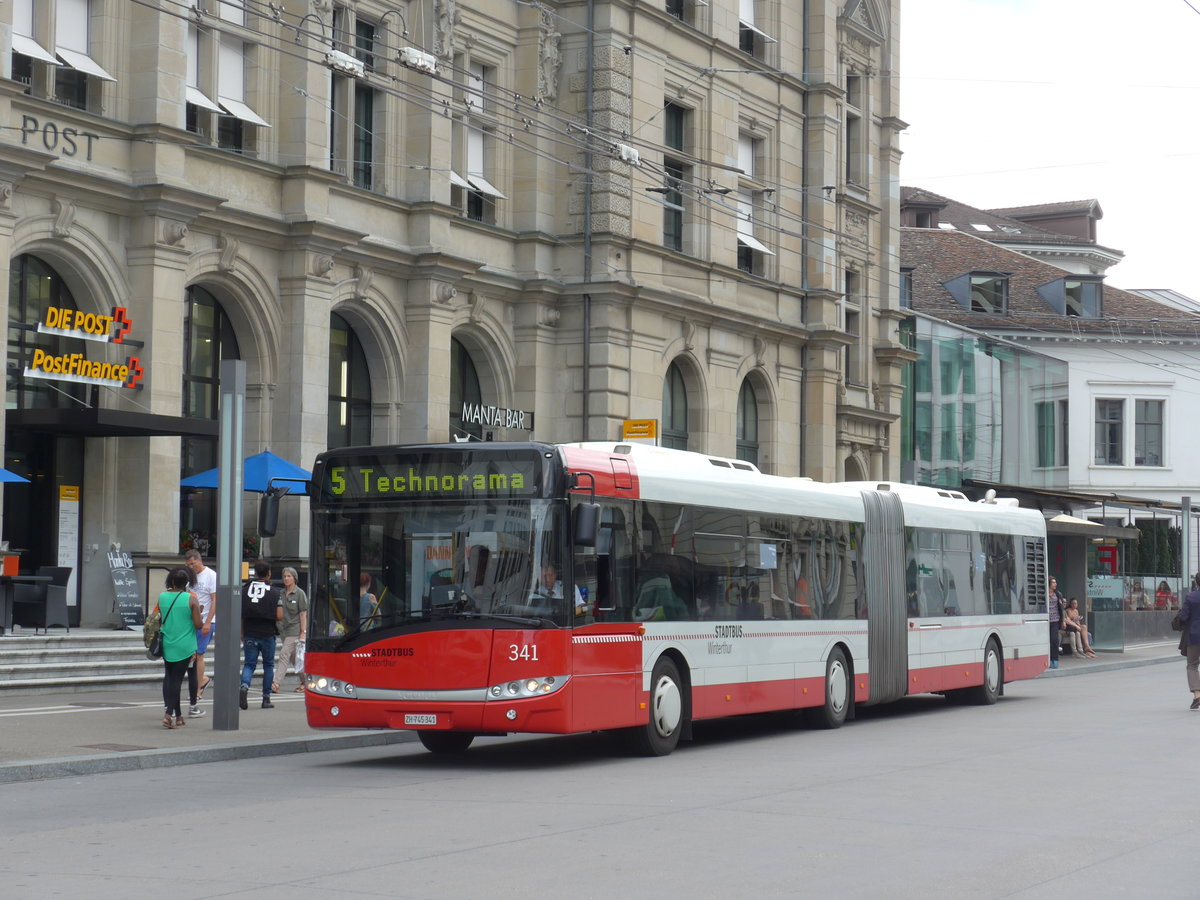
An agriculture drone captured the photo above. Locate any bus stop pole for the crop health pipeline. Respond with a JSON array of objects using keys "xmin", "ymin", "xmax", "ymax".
[
  {"xmin": 212, "ymin": 360, "xmax": 246, "ymax": 731},
  {"xmin": 1183, "ymin": 497, "xmax": 1192, "ymax": 598}
]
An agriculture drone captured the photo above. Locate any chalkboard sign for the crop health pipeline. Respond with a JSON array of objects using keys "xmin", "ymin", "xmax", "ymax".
[{"xmin": 107, "ymin": 550, "xmax": 142, "ymax": 627}]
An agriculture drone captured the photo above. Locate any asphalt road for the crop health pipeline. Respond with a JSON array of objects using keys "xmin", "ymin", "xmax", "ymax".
[{"xmin": 1, "ymin": 657, "xmax": 1196, "ymax": 899}]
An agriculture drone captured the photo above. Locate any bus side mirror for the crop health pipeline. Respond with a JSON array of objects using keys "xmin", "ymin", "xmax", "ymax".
[
  {"xmin": 574, "ymin": 502, "xmax": 600, "ymax": 548},
  {"xmin": 258, "ymin": 487, "xmax": 288, "ymax": 537}
]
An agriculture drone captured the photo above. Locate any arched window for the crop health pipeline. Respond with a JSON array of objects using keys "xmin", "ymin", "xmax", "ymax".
[
  {"xmin": 7, "ymin": 254, "xmax": 86, "ymax": 409},
  {"xmin": 180, "ymin": 285, "xmax": 240, "ymax": 548},
  {"xmin": 449, "ymin": 337, "xmax": 482, "ymax": 440},
  {"xmin": 662, "ymin": 362, "xmax": 688, "ymax": 450},
  {"xmin": 736, "ymin": 379, "xmax": 759, "ymax": 465},
  {"xmin": 328, "ymin": 313, "xmax": 372, "ymax": 448}
]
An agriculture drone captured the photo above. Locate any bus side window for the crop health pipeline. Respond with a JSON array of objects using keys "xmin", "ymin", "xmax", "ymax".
[{"xmin": 587, "ymin": 504, "xmax": 634, "ymax": 623}]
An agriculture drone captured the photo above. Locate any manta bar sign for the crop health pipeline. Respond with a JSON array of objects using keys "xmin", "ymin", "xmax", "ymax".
[
  {"xmin": 460, "ymin": 402, "xmax": 533, "ymax": 431},
  {"xmin": 25, "ymin": 305, "xmax": 144, "ymax": 390}
]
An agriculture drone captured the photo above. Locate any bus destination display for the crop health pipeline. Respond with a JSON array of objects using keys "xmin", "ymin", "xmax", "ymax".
[{"xmin": 321, "ymin": 454, "xmax": 542, "ymax": 502}]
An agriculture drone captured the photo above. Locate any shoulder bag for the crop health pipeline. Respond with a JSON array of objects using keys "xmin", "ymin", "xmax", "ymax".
[{"xmin": 146, "ymin": 592, "xmax": 186, "ymax": 660}]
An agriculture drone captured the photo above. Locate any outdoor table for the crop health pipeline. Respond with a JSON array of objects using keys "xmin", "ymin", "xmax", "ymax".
[{"xmin": 0, "ymin": 575, "xmax": 53, "ymax": 634}]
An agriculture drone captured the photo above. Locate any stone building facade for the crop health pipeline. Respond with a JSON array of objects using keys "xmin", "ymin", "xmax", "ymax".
[{"xmin": 1, "ymin": 0, "xmax": 905, "ymax": 625}]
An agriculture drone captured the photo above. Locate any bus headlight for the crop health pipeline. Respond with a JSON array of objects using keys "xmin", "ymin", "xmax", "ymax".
[
  {"xmin": 307, "ymin": 674, "xmax": 357, "ymax": 698},
  {"xmin": 486, "ymin": 675, "xmax": 568, "ymax": 699}
]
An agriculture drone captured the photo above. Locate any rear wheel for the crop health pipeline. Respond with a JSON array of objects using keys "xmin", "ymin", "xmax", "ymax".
[
  {"xmin": 631, "ymin": 657, "xmax": 684, "ymax": 756},
  {"xmin": 417, "ymin": 731, "xmax": 475, "ymax": 755},
  {"xmin": 969, "ymin": 639, "xmax": 1002, "ymax": 705},
  {"xmin": 808, "ymin": 647, "xmax": 850, "ymax": 729}
]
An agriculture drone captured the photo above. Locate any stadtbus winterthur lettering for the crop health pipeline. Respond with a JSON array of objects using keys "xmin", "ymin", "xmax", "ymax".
[{"xmin": 328, "ymin": 464, "xmax": 527, "ymax": 497}]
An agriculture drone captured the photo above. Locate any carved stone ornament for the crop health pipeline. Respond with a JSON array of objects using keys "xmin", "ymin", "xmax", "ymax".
[
  {"xmin": 434, "ymin": 0, "xmax": 459, "ymax": 62},
  {"xmin": 470, "ymin": 292, "xmax": 486, "ymax": 323},
  {"xmin": 538, "ymin": 6, "xmax": 562, "ymax": 102},
  {"xmin": 683, "ymin": 320, "xmax": 695, "ymax": 351},
  {"xmin": 311, "ymin": 255, "xmax": 335, "ymax": 278},
  {"xmin": 845, "ymin": 211, "xmax": 868, "ymax": 238},
  {"xmin": 352, "ymin": 264, "xmax": 373, "ymax": 300},
  {"xmin": 0, "ymin": 182, "xmax": 13, "ymax": 209},
  {"xmin": 753, "ymin": 336, "xmax": 767, "ymax": 368},
  {"xmin": 435, "ymin": 283, "xmax": 458, "ymax": 304},
  {"xmin": 218, "ymin": 235, "xmax": 239, "ymax": 272},
  {"xmin": 309, "ymin": 0, "xmax": 333, "ymax": 15},
  {"xmin": 52, "ymin": 198, "xmax": 76, "ymax": 237},
  {"xmin": 163, "ymin": 221, "xmax": 189, "ymax": 246},
  {"xmin": 540, "ymin": 304, "xmax": 560, "ymax": 327}
]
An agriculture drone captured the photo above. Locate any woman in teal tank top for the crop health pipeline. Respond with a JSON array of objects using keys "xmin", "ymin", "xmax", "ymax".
[{"xmin": 159, "ymin": 567, "xmax": 202, "ymax": 728}]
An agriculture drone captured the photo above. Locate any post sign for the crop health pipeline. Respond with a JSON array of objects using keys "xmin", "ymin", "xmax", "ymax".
[
  {"xmin": 621, "ymin": 419, "xmax": 659, "ymax": 442},
  {"xmin": 107, "ymin": 549, "xmax": 142, "ymax": 627}
]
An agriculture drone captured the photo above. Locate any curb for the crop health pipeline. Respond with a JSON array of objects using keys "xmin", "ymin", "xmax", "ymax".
[
  {"xmin": 1039, "ymin": 652, "xmax": 1178, "ymax": 678},
  {"xmin": 0, "ymin": 729, "xmax": 417, "ymax": 785}
]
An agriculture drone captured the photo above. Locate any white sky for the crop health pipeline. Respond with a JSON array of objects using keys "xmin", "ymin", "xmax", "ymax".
[{"xmin": 899, "ymin": 0, "xmax": 1200, "ymax": 301}]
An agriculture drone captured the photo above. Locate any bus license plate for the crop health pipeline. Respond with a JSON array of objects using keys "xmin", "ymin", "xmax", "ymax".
[{"xmin": 405, "ymin": 714, "xmax": 437, "ymax": 726}]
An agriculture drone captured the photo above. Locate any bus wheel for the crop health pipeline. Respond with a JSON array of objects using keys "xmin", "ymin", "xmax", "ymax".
[
  {"xmin": 417, "ymin": 731, "xmax": 475, "ymax": 754},
  {"xmin": 632, "ymin": 657, "xmax": 684, "ymax": 756},
  {"xmin": 809, "ymin": 648, "xmax": 850, "ymax": 729},
  {"xmin": 969, "ymin": 639, "xmax": 1002, "ymax": 705}
]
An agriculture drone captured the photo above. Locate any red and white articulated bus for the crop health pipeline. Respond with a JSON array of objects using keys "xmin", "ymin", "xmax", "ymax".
[{"xmin": 303, "ymin": 441, "xmax": 1049, "ymax": 755}]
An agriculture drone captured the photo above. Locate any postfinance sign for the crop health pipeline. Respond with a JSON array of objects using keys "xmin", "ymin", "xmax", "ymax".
[{"xmin": 25, "ymin": 305, "xmax": 144, "ymax": 390}]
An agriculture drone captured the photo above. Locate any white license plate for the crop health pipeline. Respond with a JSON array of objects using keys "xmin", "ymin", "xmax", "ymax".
[{"xmin": 404, "ymin": 714, "xmax": 437, "ymax": 726}]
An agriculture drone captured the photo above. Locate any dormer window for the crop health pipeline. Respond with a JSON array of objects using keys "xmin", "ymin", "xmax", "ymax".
[
  {"xmin": 1036, "ymin": 276, "xmax": 1102, "ymax": 318},
  {"xmin": 942, "ymin": 272, "xmax": 1009, "ymax": 315}
]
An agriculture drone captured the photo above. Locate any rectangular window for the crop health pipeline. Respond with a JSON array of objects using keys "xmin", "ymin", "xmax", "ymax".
[
  {"xmin": 845, "ymin": 309, "xmax": 861, "ymax": 385},
  {"xmin": 1094, "ymin": 399, "xmax": 1124, "ymax": 465},
  {"xmin": 457, "ymin": 62, "xmax": 505, "ymax": 221},
  {"xmin": 737, "ymin": 0, "xmax": 772, "ymax": 57},
  {"xmin": 1036, "ymin": 401, "xmax": 1055, "ymax": 468},
  {"xmin": 663, "ymin": 102, "xmax": 689, "ymax": 253},
  {"xmin": 970, "ymin": 275, "xmax": 1007, "ymax": 314},
  {"xmin": 216, "ymin": 35, "xmax": 268, "ymax": 151},
  {"xmin": 353, "ymin": 84, "xmax": 375, "ymax": 189},
  {"xmin": 940, "ymin": 403, "xmax": 958, "ymax": 461},
  {"xmin": 1135, "ymin": 399, "xmax": 1163, "ymax": 466},
  {"xmin": 1065, "ymin": 279, "xmax": 1102, "ymax": 317},
  {"xmin": 900, "ymin": 268, "xmax": 913, "ymax": 309},
  {"xmin": 962, "ymin": 404, "xmax": 976, "ymax": 462},
  {"xmin": 845, "ymin": 111, "xmax": 862, "ymax": 185}
]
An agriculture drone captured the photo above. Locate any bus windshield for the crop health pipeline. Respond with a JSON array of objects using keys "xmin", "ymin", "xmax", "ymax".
[{"xmin": 310, "ymin": 497, "xmax": 571, "ymax": 647}]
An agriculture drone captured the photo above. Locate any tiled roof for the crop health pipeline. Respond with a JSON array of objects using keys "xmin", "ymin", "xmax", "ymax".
[
  {"xmin": 901, "ymin": 227, "xmax": 1200, "ymax": 339},
  {"xmin": 899, "ymin": 187, "xmax": 1121, "ymax": 254},
  {"xmin": 987, "ymin": 200, "xmax": 1101, "ymax": 219}
]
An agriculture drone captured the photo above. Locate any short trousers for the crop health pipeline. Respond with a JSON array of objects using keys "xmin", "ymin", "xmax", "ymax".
[{"xmin": 195, "ymin": 623, "xmax": 216, "ymax": 654}]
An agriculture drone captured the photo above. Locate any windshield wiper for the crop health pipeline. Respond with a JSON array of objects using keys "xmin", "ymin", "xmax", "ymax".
[{"xmin": 451, "ymin": 611, "xmax": 551, "ymax": 627}]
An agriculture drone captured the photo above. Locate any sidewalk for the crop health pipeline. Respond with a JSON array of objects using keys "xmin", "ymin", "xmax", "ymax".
[
  {"xmin": 0, "ymin": 640, "xmax": 1180, "ymax": 785},
  {"xmin": 0, "ymin": 681, "xmax": 414, "ymax": 785}
]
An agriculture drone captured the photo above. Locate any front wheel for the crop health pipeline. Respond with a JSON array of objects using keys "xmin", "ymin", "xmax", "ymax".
[
  {"xmin": 417, "ymin": 731, "xmax": 475, "ymax": 755},
  {"xmin": 630, "ymin": 657, "xmax": 684, "ymax": 756},
  {"xmin": 808, "ymin": 647, "xmax": 850, "ymax": 729}
]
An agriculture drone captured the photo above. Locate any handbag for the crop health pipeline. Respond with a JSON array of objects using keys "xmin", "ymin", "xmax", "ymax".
[
  {"xmin": 1172, "ymin": 611, "xmax": 1184, "ymax": 632},
  {"xmin": 146, "ymin": 592, "xmax": 185, "ymax": 661}
]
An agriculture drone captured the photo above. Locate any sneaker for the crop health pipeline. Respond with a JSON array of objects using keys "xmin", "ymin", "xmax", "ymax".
[
  {"xmin": 261, "ymin": 698, "xmax": 275, "ymax": 709},
  {"xmin": 189, "ymin": 705, "xmax": 207, "ymax": 718},
  {"xmin": 238, "ymin": 685, "xmax": 248, "ymax": 710},
  {"xmin": 1190, "ymin": 697, "xmax": 1200, "ymax": 710},
  {"xmin": 1049, "ymin": 660, "xmax": 1059, "ymax": 669}
]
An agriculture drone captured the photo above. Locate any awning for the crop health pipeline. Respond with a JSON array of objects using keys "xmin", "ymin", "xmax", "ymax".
[
  {"xmin": 737, "ymin": 233, "xmax": 775, "ymax": 256},
  {"xmin": 218, "ymin": 96, "xmax": 271, "ymax": 128},
  {"xmin": 13, "ymin": 34, "xmax": 58, "ymax": 65},
  {"xmin": 6, "ymin": 408, "xmax": 218, "ymax": 439},
  {"xmin": 186, "ymin": 86, "xmax": 223, "ymax": 113},
  {"xmin": 1045, "ymin": 513, "xmax": 1139, "ymax": 541},
  {"xmin": 55, "ymin": 46, "xmax": 116, "ymax": 82}
]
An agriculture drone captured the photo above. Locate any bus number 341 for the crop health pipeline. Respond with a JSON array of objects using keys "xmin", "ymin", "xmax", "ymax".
[{"xmin": 509, "ymin": 644, "xmax": 540, "ymax": 662}]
